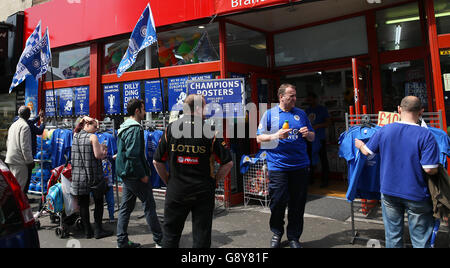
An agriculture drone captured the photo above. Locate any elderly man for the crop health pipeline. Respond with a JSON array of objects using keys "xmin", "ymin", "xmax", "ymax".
[{"xmin": 6, "ymin": 106, "xmax": 34, "ymax": 192}]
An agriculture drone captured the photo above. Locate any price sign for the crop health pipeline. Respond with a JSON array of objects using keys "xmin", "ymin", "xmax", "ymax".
[{"xmin": 378, "ymin": 111, "xmax": 400, "ymax": 127}]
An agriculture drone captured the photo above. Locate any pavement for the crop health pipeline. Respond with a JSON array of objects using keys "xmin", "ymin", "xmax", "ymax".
[{"xmin": 28, "ymin": 191, "xmax": 450, "ymax": 249}]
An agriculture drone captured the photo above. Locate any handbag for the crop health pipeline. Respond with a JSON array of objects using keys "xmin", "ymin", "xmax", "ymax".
[{"xmin": 76, "ymin": 133, "xmax": 108, "ymax": 198}]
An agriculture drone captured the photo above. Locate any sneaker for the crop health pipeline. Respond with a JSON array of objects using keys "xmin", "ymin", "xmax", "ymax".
[
  {"xmin": 155, "ymin": 243, "xmax": 162, "ymax": 248},
  {"xmin": 118, "ymin": 241, "xmax": 141, "ymax": 248},
  {"xmin": 288, "ymin": 240, "xmax": 302, "ymax": 248}
]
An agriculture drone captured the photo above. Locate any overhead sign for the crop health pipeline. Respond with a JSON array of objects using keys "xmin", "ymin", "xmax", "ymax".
[
  {"xmin": 186, "ymin": 78, "xmax": 245, "ymax": 118},
  {"xmin": 104, "ymin": 84, "xmax": 121, "ymax": 115},
  {"xmin": 123, "ymin": 81, "xmax": 141, "ymax": 112},
  {"xmin": 74, "ymin": 86, "xmax": 89, "ymax": 116},
  {"xmin": 215, "ymin": 0, "xmax": 294, "ymax": 15},
  {"xmin": 59, "ymin": 88, "xmax": 73, "ymax": 117},
  {"xmin": 377, "ymin": 111, "xmax": 400, "ymax": 127},
  {"xmin": 145, "ymin": 80, "xmax": 163, "ymax": 112}
]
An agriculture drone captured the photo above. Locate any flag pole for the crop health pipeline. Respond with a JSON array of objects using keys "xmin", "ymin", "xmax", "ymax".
[{"xmin": 155, "ymin": 41, "xmax": 166, "ymax": 115}]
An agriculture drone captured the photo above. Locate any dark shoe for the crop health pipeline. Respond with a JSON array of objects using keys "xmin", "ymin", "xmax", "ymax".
[
  {"xmin": 289, "ymin": 240, "xmax": 302, "ymax": 248},
  {"xmin": 270, "ymin": 234, "xmax": 282, "ymax": 248},
  {"xmin": 85, "ymin": 231, "xmax": 94, "ymax": 239},
  {"xmin": 94, "ymin": 228, "xmax": 113, "ymax": 239},
  {"xmin": 118, "ymin": 241, "xmax": 142, "ymax": 248}
]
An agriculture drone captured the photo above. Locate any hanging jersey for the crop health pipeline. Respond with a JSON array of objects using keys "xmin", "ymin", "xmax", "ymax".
[
  {"xmin": 427, "ymin": 127, "xmax": 450, "ymax": 168},
  {"xmin": 339, "ymin": 126, "xmax": 381, "ymax": 202},
  {"xmin": 144, "ymin": 130, "xmax": 165, "ymax": 188},
  {"xmin": 50, "ymin": 129, "xmax": 73, "ymax": 168},
  {"xmin": 365, "ymin": 122, "xmax": 440, "ymax": 202},
  {"xmin": 102, "ymin": 159, "xmax": 113, "ymax": 187},
  {"xmin": 97, "ymin": 132, "xmax": 117, "ymax": 157}
]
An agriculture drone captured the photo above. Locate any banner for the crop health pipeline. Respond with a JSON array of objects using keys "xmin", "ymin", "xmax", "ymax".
[
  {"xmin": 45, "ymin": 90, "xmax": 56, "ymax": 117},
  {"xmin": 168, "ymin": 76, "xmax": 189, "ymax": 111},
  {"xmin": 59, "ymin": 88, "xmax": 73, "ymax": 116},
  {"xmin": 25, "ymin": 76, "xmax": 39, "ymax": 118},
  {"xmin": 123, "ymin": 81, "xmax": 141, "ymax": 112},
  {"xmin": 117, "ymin": 3, "xmax": 157, "ymax": 77},
  {"xmin": 21, "ymin": 28, "xmax": 51, "ymax": 80},
  {"xmin": 9, "ymin": 21, "xmax": 41, "ymax": 93},
  {"xmin": 74, "ymin": 86, "xmax": 89, "ymax": 116},
  {"xmin": 104, "ymin": 84, "xmax": 121, "ymax": 115},
  {"xmin": 145, "ymin": 80, "xmax": 163, "ymax": 112},
  {"xmin": 186, "ymin": 78, "xmax": 245, "ymax": 118}
]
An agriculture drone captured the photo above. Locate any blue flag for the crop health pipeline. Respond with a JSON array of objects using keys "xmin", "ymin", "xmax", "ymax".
[
  {"xmin": 21, "ymin": 28, "xmax": 52, "ymax": 81},
  {"xmin": 117, "ymin": 3, "xmax": 157, "ymax": 78},
  {"xmin": 9, "ymin": 21, "xmax": 41, "ymax": 93}
]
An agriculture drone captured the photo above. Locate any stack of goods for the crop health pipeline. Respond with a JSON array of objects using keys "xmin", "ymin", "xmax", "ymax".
[{"xmin": 29, "ymin": 137, "xmax": 53, "ymax": 193}]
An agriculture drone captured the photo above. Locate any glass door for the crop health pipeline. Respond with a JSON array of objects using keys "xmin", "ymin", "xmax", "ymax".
[{"xmin": 352, "ymin": 58, "xmax": 373, "ymax": 114}]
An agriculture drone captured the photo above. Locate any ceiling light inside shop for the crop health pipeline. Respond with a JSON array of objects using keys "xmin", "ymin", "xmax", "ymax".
[
  {"xmin": 386, "ymin": 11, "xmax": 450, "ymax": 25},
  {"xmin": 198, "ymin": 25, "xmax": 205, "ymax": 29},
  {"xmin": 250, "ymin": 44, "xmax": 267, "ymax": 50},
  {"xmin": 395, "ymin": 25, "xmax": 402, "ymax": 50}
]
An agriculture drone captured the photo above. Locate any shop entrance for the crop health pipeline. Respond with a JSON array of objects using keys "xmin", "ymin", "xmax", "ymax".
[
  {"xmin": 352, "ymin": 58, "xmax": 374, "ymax": 115},
  {"xmin": 440, "ymin": 47, "xmax": 450, "ymax": 132}
]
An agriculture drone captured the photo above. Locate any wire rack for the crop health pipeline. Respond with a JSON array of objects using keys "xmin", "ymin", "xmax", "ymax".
[{"xmin": 243, "ymin": 158, "xmax": 270, "ymax": 208}]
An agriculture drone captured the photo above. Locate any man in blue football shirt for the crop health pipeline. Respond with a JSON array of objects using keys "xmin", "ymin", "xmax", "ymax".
[
  {"xmin": 257, "ymin": 84, "xmax": 315, "ymax": 248},
  {"xmin": 355, "ymin": 96, "xmax": 439, "ymax": 248}
]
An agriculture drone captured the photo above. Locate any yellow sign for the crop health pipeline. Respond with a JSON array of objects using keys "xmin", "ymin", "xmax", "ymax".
[
  {"xmin": 440, "ymin": 48, "xmax": 450, "ymax": 56},
  {"xmin": 378, "ymin": 111, "xmax": 400, "ymax": 127}
]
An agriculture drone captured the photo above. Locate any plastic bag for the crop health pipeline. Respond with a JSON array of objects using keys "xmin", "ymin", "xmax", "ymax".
[{"xmin": 61, "ymin": 174, "xmax": 79, "ymax": 216}]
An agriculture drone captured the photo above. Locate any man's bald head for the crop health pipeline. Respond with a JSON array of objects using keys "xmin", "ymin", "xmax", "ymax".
[
  {"xmin": 18, "ymin": 106, "xmax": 31, "ymax": 120},
  {"xmin": 183, "ymin": 94, "xmax": 206, "ymax": 116},
  {"xmin": 400, "ymin": 96, "xmax": 422, "ymax": 113}
]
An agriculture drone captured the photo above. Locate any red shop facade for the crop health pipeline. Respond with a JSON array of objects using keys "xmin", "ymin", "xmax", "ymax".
[{"xmin": 24, "ymin": 0, "xmax": 450, "ymax": 205}]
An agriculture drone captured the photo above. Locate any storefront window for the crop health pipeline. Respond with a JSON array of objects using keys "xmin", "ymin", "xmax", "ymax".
[
  {"xmin": 46, "ymin": 46, "xmax": 90, "ymax": 81},
  {"xmin": 435, "ymin": 0, "xmax": 450, "ymax": 34},
  {"xmin": 0, "ymin": 92, "xmax": 17, "ymax": 160},
  {"xmin": 274, "ymin": 16, "xmax": 368, "ymax": 67},
  {"xmin": 157, "ymin": 23, "xmax": 219, "ymax": 67},
  {"xmin": 104, "ymin": 39, "xmax": 147, "ymax": 74},
  {"xmin": 381, "ymin": 60, "xmax": 427, "ymax": 112},
  {"xmin": 439, "ymin": 52, "xmax": 450, "ymax": 131},
  {"xmin": 227, "ymin": 23, "xmax": 267, "ymax": 67},
  {"xmin": 376, "ymin": 3, "xmax": 422, "ymax": 52}
]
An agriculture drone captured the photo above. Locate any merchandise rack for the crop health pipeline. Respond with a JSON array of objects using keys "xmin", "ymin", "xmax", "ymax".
[
  {"xmin": 243, "ymin": 157, "xmax": 269, "ymax": 208},
  {"xmin": 344, "ymin": 110, "xmax": 444, "ymax": 245}
]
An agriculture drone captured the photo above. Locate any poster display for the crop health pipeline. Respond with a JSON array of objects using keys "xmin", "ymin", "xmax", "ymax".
[
  {"xmin": 104, "ymin": 84, "xmax": 121, "ymax": 115},
  {"xmin": 167, "ymin": 76, "xmax": 189, "ymax": 111},
  {"xmin": 144, "ymin": 80, "xmax": 163, "ymax": 112},
  {"xmin": 74, "ymin": 86, "xmax": 89, "ymax": 116},
  {"xmin": 123, "ymin": 81, "xmax": 141, "ymax": 112},
  {"xmin": 59, "ymin": 88, "xmax": 74, "ymax": 116},
  {"xmin": 45, "ymin": 90, "xmax": 57, "ymax": 117}
]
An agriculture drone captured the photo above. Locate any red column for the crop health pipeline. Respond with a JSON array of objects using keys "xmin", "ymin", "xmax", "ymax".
[
  {"xmin": 425, "ymin": 0, "xmax": 447, "ymax": 130},
  {"xmin": 89, "ymin": 42, "xmax": 103, "ymax": 120}
]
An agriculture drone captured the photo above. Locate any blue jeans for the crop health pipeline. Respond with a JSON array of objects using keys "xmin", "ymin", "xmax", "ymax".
[
  {"xmin": 104, "ymin": 186, "xmax": 115, "ymax": 220},
  {"xmin": 381, "ymin": 194, "xmax": 434, "ymax": 248},
  {"xmin": 117, "ymin": 179, "xmax": 163, "ymax": 247},
  {"xmin": 268, "ymin": 168, "xmax": 309, "ymax": 241}
]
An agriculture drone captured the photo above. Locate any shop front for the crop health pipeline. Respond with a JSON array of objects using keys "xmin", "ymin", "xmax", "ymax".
[{"xmin": 22, "ymin": 0, "xmax": 449, "ymax": 205}]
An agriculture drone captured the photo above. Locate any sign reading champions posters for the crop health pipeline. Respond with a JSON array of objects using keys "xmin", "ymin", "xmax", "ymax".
[
  {"xmin": 74, "ymin": 86, "xmax": 89, "ymax": 116},
  {"xmin": 104, "ymin": 84, "xmax": 121, "ymax": 115},
  {"xmin": 186, "ymin": 78, "xmax": 245, "ymax": 118},
  {"xmin": 123, "ymin": 81, "xmax": 141, "ymax": 112}
]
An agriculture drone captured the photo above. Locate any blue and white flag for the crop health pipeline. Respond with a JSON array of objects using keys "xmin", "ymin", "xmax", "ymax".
[
  {"xmin": 21, "ymin": 27, "xmax": 51, "ymax": 81},
  {"xmin": 117, "ymin": 3, "xmax": 157, "ymax": 77},
  {"xmin": 9, "ymin": 21, "xmax": 41, "ymax": 93}
]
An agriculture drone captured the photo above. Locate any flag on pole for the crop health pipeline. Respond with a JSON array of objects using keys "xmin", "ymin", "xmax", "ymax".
[
  {"xmin": 117, "ymin": 3, "xmax": 157, "ymax": 77},
  {"xmin": 21, "ymin": 27, "xmax": 52, "ymax": 80},
  {"xmin": 9, "ymin": 21, "xmax": 42, "ymax": 93}
]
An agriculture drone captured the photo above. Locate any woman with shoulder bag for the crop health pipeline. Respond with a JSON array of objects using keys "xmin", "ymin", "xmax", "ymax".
[{"xmin": 71, "ymin": 117, "xmax": 113, "ymax": 239}]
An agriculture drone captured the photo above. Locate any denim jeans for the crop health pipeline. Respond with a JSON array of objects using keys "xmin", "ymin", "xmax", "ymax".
[
  {"xmin": 381, "ymin": 194, "xmax": 434, "ymax": 248},
  {"xmin": 268, "ymin": 168, "xmax": 309, "ymax": 241},
  {"xmin": 104, "ymin": 186, "xmax": 115, "ymax": 220},
  {"xmin": 117, "ymin": 179, "xmax": 163, "ymax": 247}
]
